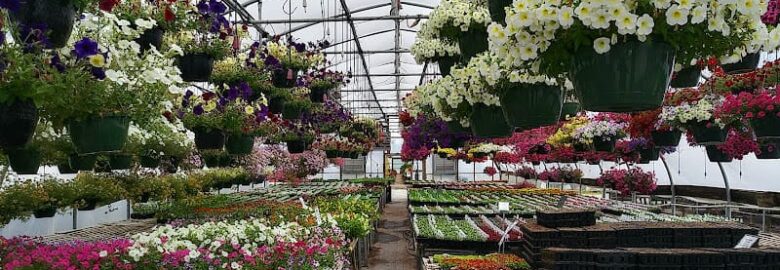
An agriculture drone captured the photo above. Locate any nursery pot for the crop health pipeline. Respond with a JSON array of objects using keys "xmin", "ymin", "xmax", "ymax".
[
  {"xmin": 592, "ymin": 137, "xmax": 616, "ymax": 152},
  {"xmin": 469, "ymin": 104, "xmax": 513, "ymax": 138},
  {"xmin": 446, "ymin": 120, "xmax": 470, "ymax": 134},
  {"xmin": 108, "ymin": 154, "xmax": 133, "ymax": 170},
  {"xmin": 349, "ymin": 151, "xmax": 360, "ymax": 159},
  {"xmin": 58, "ymin": 163, "xmax": 77, "ymax": 174},
  {"xmin": 309, "ymin": 86, "xmax": 330, "ymax": 103},
  {"xmin": 651, "ymin": 130, "xmax": 682, "ymax": 147},
  {"xmin": 757, "ymin": 142, "xmax": 780, "ymax": 159},
  {"xmin": 178, "ymin": 53, "xmax": 215, "ymax": 82},
  {"xmin": 688, "ymin": 121, "xmax": 728, "ymax": 145},
  {"xmin": 0, "ymin": 99, "xmax": 39, "ymax": 150},
  {"xmin": 560, "ymin": 102, "xmax": 581, "ymax": 121},
  {"xmin": 499, "ymin": 83, "xmax": 562, "ymax": 129},
  {"xmin": 670, "ymin": 66, "xmax": 702, "ymax": 88},
  {"xmin": 93, "ymin": 159, "xmax": 112, "ymax": 173},
  {"xmin": 326, "ymin": 150, "xmax": 341, "ymax": 158},
  {"xmin": 203, "ymin": 154, "xmax": 223, "ymax": 168},
  {"xmin": 11, "ymin": 0, "xmax": 76, "ymax": 48},
  {"xmin": 750, "ymin": 116, "xmax": 780, "ymax": 139},
  {"xmin": 488, "ymin": 0, "xmax": 512, "ymax": 24},
  {"xmin": 69, "ymin": 154, "xmax": 97, "ymax": 171},
  {"xmin": 721, "ymin": 53, "xmax": 761, "ymax": 74},
  {"xmin": 286, "ymin": 140, "xmax": 306, "ymax": 154},
  {"xmin": 570, "ymin": 40, "xmax": 675, "ymax": 112},
  {"xmin": 282, "ymin": 103, "xmax": 304, "ymax": 120},
  {"xmin": 705, "ymin": 145, "xmax": 732, "ymax": 162},
  {"xmin": 33, "ymin": 206, "xmax": 57, "ymax": 218},
  {"xmin": 68, "ymin": 116, "xmax": 130, "ymax": 154},
  {"xmin": 639, "ymin": 147, "xmax": 660, "ymax": 163},
  {"xmin": 437, "ymin": 56, "xmax": 459, "ymax": 76},
  {"xmin": 77, "ymin": 199, "xmax": 99, "ymax": 211},
  {"xmin": 135, "ymin": 26, "xmax": 164, "ymax": 52},
  {"xmin": 271, "ymin": 68, "xmax": 300, "ymax": 88},
  {"xmin": 269, "ymin": 97, "xmax": 286, "ymax": 114},
  {"xmin": 139, "ymin": 155, "xmax": 161, "ymax": 168},
  {"xmin": 193, "ymin": 128, "xmax": 225, "ymax": 150},
  {"xmin": 225, "ymin": 134, "xmax": 255, "ymax": 155},
  {"xmin": 458, "ymin": 28, "xmax": 489, "ymax": 63},
  {"xmin": 7, "ymin": 147, "xmax": 41, "ymax": 175}
]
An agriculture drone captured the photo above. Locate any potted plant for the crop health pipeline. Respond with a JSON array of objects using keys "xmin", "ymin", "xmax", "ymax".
[
  {"xmin": 421, "ymin": 0, "xmax": 490, "ymax": 62},
  {"xmin": 597, "ymin": 167, "xmax": 657, "ymax": 198},
  {"xmin": 222, "ymin": 97, "xmax": 269, "ymax": 155},
  {"xmin": 6, "ymin": 133, "xmax": 44, "ymax": 175},
  {"xmin": 262, "ymin": 37, "xmax": 325, "ymax": 88},
  {"xmin": 70, "ymin": 173, "xmax": 127, "ymax": 211},
  {"xmin": 490, "ymin": 0, "xmax": 765, "ymax": 112},
  {"xmin": 410, "ymin": 35, "xmax": 460, "ymax": 76},
  {"xmin": 265, "ymin": 86, "xmax": 292, "ymax": 115},
  {"xmin": 629, "ymin": 108, "xmax": 682, "ymax": 148},
  {"xmin": 29, "ymin": 179, "xmax": 74, "ymax": 218},
  {"xmin": 0, "ymin": 42, "xmax": 51, "ymax": 150},
  {"xmin": 113, "ymin": 0, "xmax": 190, "ymax": 52},
  {"xmin": 302, "ymin": 70, "xmax": 347, "ymax": 103},
  {"xmin": 302, "ymin": 100, "xmax": 352, "ymax": 133},
  {"xmin": 757, "ymin": 140, "xmax": 780, "ymax": 159},
  {"xmin": 211, "ymin": 56, "xmax": 272, "ymax": 99},
  {"xmin": 4, "ymin": 0, "xmax": 99, "ymax": 48},
  {"xmin": 719, "ymin": 92, "xmax": 780, "ymax": 139},
  {"xmin": 572, "ymin": 114, "xmax": 628, "ymax": 152},
  {"xmin": 278, "ymin": 123, "xmax": 315, "ymax": 154},
  {"xmin": 281, "ymin": 93, "xmax": 313, "ymax": 120},
  {"xmin": 662, "ymin": 89, "xmax": 731, "ymax": 145},
  {"xmin": 166, "ymin": 29, "xmax": 230, "ymax": 82},
  {"xmin": 178, "ymin": 91, "xmax": 226, "ymax": 150},
  {"xmin": 670, "ymin": 60, "xmax": 705, "ymax": 88}
]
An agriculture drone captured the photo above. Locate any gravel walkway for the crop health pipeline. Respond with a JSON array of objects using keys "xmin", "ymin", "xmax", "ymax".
[{"xmin": 368, "ymin": 199, "xmax": 417, "ymax": 270}]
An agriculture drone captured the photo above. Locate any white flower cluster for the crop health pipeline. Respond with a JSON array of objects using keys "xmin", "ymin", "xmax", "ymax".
[
  {"xmin": 419, "ymin": 0, "xmax": 491, "ymax": 39},
  {"xmin": 660, "ymin": 94, "xmax": 724, "ymax": 127},
  {"xmin": 425, "ymin": 76, "xmax": 470, "ymax": 125},
  {"xmin": 469, "ymin": 143, "xmax": 510, "ymax": 153},
  {"xmin": 573, "ymin": 119, "xmax": 628, "ymax": 142},
  {"xmin": 488, "ymin": 0, "xmax": 770, "ymax": 68},
  {"xmin": 410, "ymin": 36, "xmax": 460, "ymax": 63}
]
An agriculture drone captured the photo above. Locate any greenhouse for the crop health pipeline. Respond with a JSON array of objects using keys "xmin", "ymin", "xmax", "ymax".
[{"xmin": 4, "ymin": 0, "xmax": 780, "ymax": 269}]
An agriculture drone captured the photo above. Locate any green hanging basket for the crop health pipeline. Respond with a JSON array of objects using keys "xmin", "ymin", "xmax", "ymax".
[
  {"xmin": 446, "ymin": 120, "xmax": 470, "ymax": 134},
  {"xmin": 488, "ymin": 0, "xmax": 512, "ymax": 24},
  {"xmin": 499, "ymin": 83, "xmax": 562, "ymax": 129},
  {"xmin": 58, "ymin": 163, "xmax": 77, "ymax": 174},
  {"xmin": 193, "ymin": 128, "xmax": 225, "ymax": 150},
  {"xmin": 326, "ymin": 150, "xmax": 341, "ymax": 158},
  {"xmin": 68, "ymin": 116, "xmax": 130, "ymax": 154},
  {"xmin": 560, "ymin": 102, "xmax": 581, "ymax": 120},
  {"xmin": 750, "ymin": 116, "xmax": 780, "ymax": 139},
  {"xmin": 705, "ymin": 145, "xmax": 732, "ymax": 162},
  {"xmin": 7, "ymin": 147, "xmax": 41, "ymax": 175},
  {"xmin": 69, "ymin": 154, "xmax": 97, "ymax": 171},
  {"xmin": 437, "ymin": 56, "xmax": 459, "ymax": 76},
  {"xmin": 638, "ymin": 147, "xmax": 660, "ymax": 163},
  {"xmin": 469, "ymin": 104, "xmax": 513, "ymax": 138},
  {"xmin": 570, "ymin": 41, "xmax": 675, "ymax": 112},
  {"xmin": 592, "ymin": 137, "xmax": 616, "ymax": 152},
  {"xmin": 670, "ymin": 66, "xmax": 702, "ymax": 88},
  {"xmin": 687, "ymin": 121, "xmax": 727, "ymax": 145},
  {"xmin": 721, "ymin": 53, "xmax": 760, "ymax": 75},
  {"xmin": 225, "ymin": 134, "xmax": 255, "ymax": 155},
  {"xmin": 108, "ymin": 154, "xmax": 133, "ymax": 170},
  {"xmin": 651, "ymin": 130, "xmax": 682, "ymax": 147},
  {"xmin": 458, "ymin": 28, "xmax": 489, "ymax": 63}
]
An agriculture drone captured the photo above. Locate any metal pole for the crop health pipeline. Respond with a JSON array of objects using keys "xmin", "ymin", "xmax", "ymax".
[
  {"xmin": 660, "ymin": 155, "xmax": 677, "ymax": 215},
  {"xmin": 598, "ymin": 163, "xmax": 606, "ymax": 199},
  {"xmin": 716, "ymin": 162, "xmax": 732, "ymax": 219}
]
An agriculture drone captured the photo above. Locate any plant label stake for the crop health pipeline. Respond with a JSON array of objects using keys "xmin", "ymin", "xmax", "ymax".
[
  {"xmin": 556, "ymin": 196, "xmax": 568, "ymax": 208},
  {"xmin": 299, "ymin": 197, "xmax": 308, "ymax": 209},
  {"xmin": 314, "ymin": 207, "xmax": 322, "ymax": 225},
  {"xmin": 734, "ymin": 234, "xmax": 759, "ymax": 248},
  {"xmin": 498, "ymin": 220, "xmax": 520, "ymax": 253}
]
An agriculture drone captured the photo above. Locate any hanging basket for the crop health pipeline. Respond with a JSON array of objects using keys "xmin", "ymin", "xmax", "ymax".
[
  {"xmin": 135, "ymin": 27, "xmax": 164, "ymax": 52},
  {"xmin": 750, "ymin": 116, "xmax": 780, "ymax": 139},
  {"xmin": 10, "ymin": 0, "xmax": 76, "ymax": 48},
  {"xmin": 77, "ymin": 199, "xmax": 99, "ymax": 211},
  {"xmin": 139, "ymin": 155, "xmax": 161, "ymax": 168},
  {"xmin": 286, "ymin": 140, "xmax": 306, "ymax": 154},
  {"xmin": 326, "ymin": 150, "xmax": 341, "ymax": 158},
  {"xmin": 282, "ymin": 103, "xmax": 304, "ymax": 120},
  {"xmin": 499, "ymin": 83, "xmax": 562, "ymax": 129},
  {"xmin": 269, "ymin": 97, "xmax": 286, "ymax": 114},
  {"xmin": 69, "ymin": 154, "xmax": 97, "ymax": 171},
  {"xmin": 560, "ymin": 102, "xmax": 581, "ymax": 121},
  {"xmin": 705, "ymin": 145, "xmax": 732, "ymax": 162},
  {"xmin": 0, "ymin": 99, "xmax": 39, "ymax": 150},
  {"xmin": 68, "ymin": 116, "xmax": 130, "ymax": 154},
  {"xmin": 33, "ymin": 206, "xmax": 57, "ymax": 218},
  {"xmin": 651, "ymin": 130, "xmax": 682, "ymax": 147},
  {"xmin": 592, "ymin": 137, "xmax": 616, "ymax": 152},
  {"xmin": 669, "ymin": 66, "xmax": 702, "ymax": 88},
  {"xmin": 7, "ymin": 147, "xmax": 41, "ymax": 175},
  {"xmin": 639, "ymin": 147, "xmax": 660, "ymax": 163},
  {"xmin": 349, "ymin": 151, "xmax": 360, "ymax": 159},
  {"xmin": 193, "ymin": 128, "xmax": 225, "ymax": 150},
  {"xmin": 58, "ymin": 163, "xmax": 77, "ymax": 174},
  {"xmin": 757, "ymin": 142, "xmax": 780, "ymax": 159},
  {"xmin": 469, "ymin": 104, "xmax": 513, "ymax": 138},
  {"xmin": 203, "ymin": 153, "xmax": 223, "ymax": 168},
  {"xmin": 721, "ymin": 53, "xmax": 761, "ymax": 74},
  {"xmin": 437, "ymin": 55, "xmax": 459, "ymax": 76},
  {"xmin": 309, "ymin": 86, "xmax": 330, "ymax": 103},
  {"xmin": 687, "ymin": 121, "xmax": 728, "ymax": 145},
  {"xmin": 458, "ymin": 28, "xmax": 489, "ymax": 63},
  {"xmin": 178, "ymin": 53, "xmax": 214, "ymax": 82},
  {"xmin": 488, "ymin": 0, "xmax": 512, "ymax": 24},
  {"xmin": 271, "ymin": 68, "xmax": 299, "ymax": 88},
  {"xmin": 225, "ymin": 134, "xmax": 255, "ymax": 155},
  {"xmin": 570, "ymin": 41, "xmax": 675, "ymax": 112},
  {"xmin": 446, "ymin": 120, "xmax": 470, "ymax": 134},
  {"xmin": 108, "ymin": 154, "xmax": 133, "ymax": 170}
]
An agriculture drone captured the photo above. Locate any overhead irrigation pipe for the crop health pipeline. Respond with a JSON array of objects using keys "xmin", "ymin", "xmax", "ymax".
[{"xmin": 660, "ymin": 155, "xmax": 677, "ymax": 216}]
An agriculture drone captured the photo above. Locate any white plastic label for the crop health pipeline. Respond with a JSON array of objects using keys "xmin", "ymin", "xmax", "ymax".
[
  {"xmin": 734, "ymin": 234, "xmax": 759, "ymax": 248},
  {"xmin": 498, "ymin": 220, "xmax": 520, "ymax": 246},
  {"xmin": 299, "ymin": 197, "xmax": 308, "ymax": 209},
  {"xmin": 498, "ymin": 202, "xmax": 510, "ymax": 212}
]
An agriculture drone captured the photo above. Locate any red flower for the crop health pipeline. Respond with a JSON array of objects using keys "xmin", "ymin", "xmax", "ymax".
[
  {"xmin": 99, "ymin": 0, "xmax": 120, "ymax": 12},
  {"xmin": 164, "ymin": 7, "xmax": 176, "ymax": 22}
]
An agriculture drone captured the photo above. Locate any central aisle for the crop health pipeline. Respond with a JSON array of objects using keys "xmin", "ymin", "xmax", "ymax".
[{"xmin": 368, "ymin": 198, "xmax": 416, "ymax": 270}]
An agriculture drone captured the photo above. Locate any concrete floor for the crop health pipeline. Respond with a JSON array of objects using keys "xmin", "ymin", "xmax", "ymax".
[{"xmin": 368, "ymin": 194, "xmax": 417, "ymax": 270}]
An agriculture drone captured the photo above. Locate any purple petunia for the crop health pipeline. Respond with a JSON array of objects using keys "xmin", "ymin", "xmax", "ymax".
[
  {"xmin": 293, "ymin": 43, "xmax": 306, "ymax": 53},
  {"xmin": 208, "ymin": 0, "xmax": 227, "ymax": 14},
  {"xmin": 0, "ymin": 0, "xmax": 20, "ymax": 12},
  {"xmin": 193, "ymin": 104, "xmax": 204, "ymax": 116},
  {"xmin": 50, "ymin": 53, "xmax": 66, "ymax": 73},
  {"xmin": 73, "ymin": 37, "xmax": 99, "ymax": 59},
  {"xmin": 91, "ymin": 67, "xmax": 106, "ymax": 79},
  {"xmin": 238, "ymin": 82, "xmax": 253, "ymax": 101},
  {"xmin": 225, "ymin": 84, "xmax": 240, "ymax": 101}
]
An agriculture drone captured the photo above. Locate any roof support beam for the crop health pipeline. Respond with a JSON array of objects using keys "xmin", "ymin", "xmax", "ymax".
[
  {"xmin": 247, "ymin": 14, "xmax": 428, "ymax": 24},
  {"xmin": 393, "ymin": 0, "xmax": 402, "ymax": 120},
  {"xmin": 323, "ymin": 49, "xmax": 410, "ymax": 54},
  {"xmin": 275, "ymin": 3, "xmax": 392, "ymax": 36}
]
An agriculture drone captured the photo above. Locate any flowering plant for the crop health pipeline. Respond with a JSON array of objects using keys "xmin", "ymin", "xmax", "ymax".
[
  {"xmin": 483, "ymin": 166, "xmax": 498, "ymax": 177},
  {"xmin": 221, "ymin": 95, "xmax": 270, "ymax": 136},
  {"xmin": 717, "ymin": 91, "xmax": 780, "ymax": 124},
  {"xmin": 488, "ymin": 0, "xmax": 771, "ymax": 76},
  {"xmin": 515, "ymin": 166, "xmax": 537, "ymax": 179},
  {"xmin": 628, "ymin": 108, "xmax": 675, "ymax": 138},
  {"xmin": 302, "ymin": 100, "xmax": 352, "ymax": 133},
  {"xmin": 340, "ymin": 117, "xmax": 382, "ymax": 145},
  {"xmin": 425, "ymin": 73, "xmax": 472, "ymax": 126},
  {"xmin": 436, "ymin": 147, "xmax": 458, "ymax": 158},
  {"xmin": 493, "ymin": 151, "xmax": 521, "ymax": 164},
  {"xmin": 547, "ymin": 116, "xmax": 588, "ymax": 147},
  {"xmin": 163, "ymin": 29, "xmax": 231, "ymax": 59},
  {"xmin": 211, "ymin": 56, "xmax": 272, "ymax": 92},
  {"xmin": 410, "ymin": 35, "xmax": 460, "ymax": 63},
  {"xmin": 661, "ymin": 89, "xmax": 729, "ymax": 130},
  {"xmin": 572, "ymin": 114, "xmax": 628, "ymax": 144},
  {"xmin": 419, "ymin": 0, "xmax": 490, "ymax": 41},
  {"xmin": 0, "ymin": 42, "xmax": 53, "ymax": 106},
  {"xmin": 597, "ymin": 167, "xmax": 657, "ymax": 197},
  {"xmin": 469, "ymin": 143, "xmax": 507, "ymax": 155},
  {"xmin": 112, "ymin": 0, "xmax": 192, "ymax": 31},
  {"xmin": 303, "ymin": 69, "xmax": 348, "ymax": 90},
  {"xmin": 403, "ymin": 90, "xmax": 435, "ymax": 117},
  {"xmin": 714, "ymin": 129, "xmax": 759, "ymax": 159},
  {"xmin": 262, "ymin": 37, "xmax": 326, "ymax": 71}
]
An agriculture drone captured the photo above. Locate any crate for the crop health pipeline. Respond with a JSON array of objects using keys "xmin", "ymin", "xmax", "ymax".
[{"xmin": 536, "ymin": 209, "xmax": 596, "ymax": 228}]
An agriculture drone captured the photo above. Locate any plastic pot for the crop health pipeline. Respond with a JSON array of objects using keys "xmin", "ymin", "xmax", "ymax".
[
  {"xmin": 7, "ymin": 147, "xmax": 41, "ymax": 175},
  {"xmin": 203, "ymin": 153, "xmax": 223, "ymax": 168},
  {"xmin": 0, "ymin": 99, "xmax": 39, "ymax": 150},
  {"xmin": 108, "ymin": 154, "xmax": 133, "ymax": 170},
  {"xmin": 69, "ymin": 154, "xmax": 97, "ymax": 171},
  {"xmin": 437, "ymin": 56, "xmax": 458, "ymax": 76},
  {"xmin": 135, "ymin": 27, "xmax": 164, "ymax": 52},
  {"xmin": 470, "ymin": 104, "xmax": 513, "ymax": 138},
  {"xmin": 139, "ymin": 155, "xmax": 161, "ymax": 168},
  {"xmin": 68, "ymin": 116, "xmax": 130, "ymax": 154},
  {"xmin": 570, "ymin": 41, "xmax": 675, "ymax": 112},
  {"xmin": 499, "ymin": 83, "xmax": 562, "ymax": 129},
  {"xmin": 58, "ymin": 163, "xmax": 77, "ymax": 174},
  {"xmin": 757, "ymin": 142, "xmax": 780, "ymax": 159},
  {"xmin": 488, "ymin": 0, "xmax": 512, "ymax": 24},
  {"xmin": 705, "ymin": 145, "xmax": 732, "ymax": 162},
  {"xmin": 446, "ymin": 120, "xmax": 470, "ymax": 134},
  {"xmin": 271, "ymin": 68, "xmax": 299, "ymax": 88},
  {"xmin": 639, "ymin": 147, "xmax": 660, "ymax": 163},
  {"xmin": 11, "ymin": 0, "xmax": 76, "ymax": 48},
  {"xmin": 77, "ymin": 199, "xmax": 98, "ymax": 211},
  {"xmin": 286, "ymin": 140, "xmax": 306, "ymax": 154},
  {"xmin": 458, "ymin": 28, "xmax": 489, "ymax": 63},
  {"xmin": 651, "ymin": 130, "xmax": 682, "ymax": 147},
  {"xmin": 282, "ymin": 103, "xmax": 304, "ymax": 120},
  {"xmin": 560, "ymin": 102, "xmax": 581, "ymax": 120},
  {"xmin": 178, "ymin": 53, "xmax": 214, "ymax": 82},
  {"xmin": 688, "ymin": 121, "xmax": 727, "ymax": 145},
  {"xmin": 269, "ymin": 97, "xmax": 286, "ymax": 114},
  {"xmin": 670, "ymin": 66, "xmax": 702, "ymax": 88},
  {"xmin": 33, "ymin": 206, "xmax": 57, "ymax": 218},
  {"xmin": 225, "ymin": 134, "xmax": 255, "ymax": 155},
  {"xmin": 326, "ymin": 150, "xmax": 341, "ymax": 158},
  {"xmin": 721, "ymin": 53, "xmax": 761, "ymax": 74},
  {"xmin": 592, "ymin": 138, "xmax": 616, "ymax": 152},
  {"xmin": 193, "ymin": 128, "xmax": 225, "ymax": 150},
  {"xmin": 751, "ymin": 116, "xmax": 780, "ymax": 139},
  {"xmin": 309, "ymin": 86, "xmax": 330, "ymax": 103}
]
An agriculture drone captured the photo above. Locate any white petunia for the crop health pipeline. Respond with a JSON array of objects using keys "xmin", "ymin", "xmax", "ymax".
[
  {"xmin": 690, "ymin": 6, "xmax": 706, "ymax": 24},
  {"xmin": 558, "ymin": 6, "xmax": 574, "ymax": 28},
  {"xmin": 665, "ymin": 5, "xmax": 689, "ymax": 26},
  {"xmin": 593, "ymin": 37, "xmax": 611, "ymax": 54},
  {"xmin": 591, "ymin": 10, "xmax": 611, "ymax": 29},
  {"xmin": 636, "ymin": 14, "xmax": 655, "ymax": 36},
  {"xmin": 519, "ymin": 44, "xmax": 539, "ymax": 60}
]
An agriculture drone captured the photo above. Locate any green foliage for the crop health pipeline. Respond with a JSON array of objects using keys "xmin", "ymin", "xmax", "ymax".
[
  {"xmin": 164, "ymin": 31, "xmax": 231, "ymax": 60},
  {"xmin": 0, "ymin": 44, "xmax": 54, "ymax": 105},
  {"xmin": 0, "ymin": 178, "xmax": 75, "ymax": 225},
  {"xmin": 71, "ymin": 173, "xmax": 128, "ymax": 208}
]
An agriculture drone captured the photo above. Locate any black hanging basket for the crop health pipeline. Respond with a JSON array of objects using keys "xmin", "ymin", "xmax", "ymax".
[
  {"xmin": 108, "ymin": 154, "xmax": 133, "ymax": 170},
  {"xmin": 33, "ymin": 206, "xmax": 57, "ymax": 218},
  {"xmin": 488, "ymin": 0, "xmax": 512, "ymax": 24},
  {"xmin": 178, "ymin": 53, "xmax": 215, "ymax": 82},
  {"xmin": 721, "ymin": 53, "xmax": 761, "ymax": 74},
  {"xmin": 135, "ymin": 27, "xmax": 164, "ymax": 52},
  {"xmin": 705, "ymin": 145, "xmax": 732, "ymax": 162},
  {"xmin": 193, "ymin": 128, "xmax": 225, "ymax": 150},
  {"xmin": 638, "ymin": 147, "xmax": 660, "ymax": 163},
  {"xmin": 272, "ymin": 68, "xmax": 300, "ymax": 88},
  {"xmin": 669, "ymin": 66, "xmax": 702, "ymax": 88},
  {"xmin": 688, "ymin": 121, "xmax": 728, "ymax": 145},
  {"xmin": 7, "ymin": 147, "xmax": 41, "ymax": 175},
  {"xmin": 309, "ymin": 86, "xmax": 330, "ymax": 103},
  {"xmin": 69, "ymin": 154, "xmax": 97, "ymax": 171},
  {"xmin": 11, "ymin": 0, "xmax": 76, "ymax": 48},
  {"xmin": 269, "ymin": 97, "xmax": 286, "ymax": 114},
  {"xmin": 58, "ymin": 163, "xmax": 77, "ymax": 174},
  {"xmin": 0, "ymin": 100, "xmax": 39, "ymax": 150},
  {"xmin": 286, "ymin": 140, "xmax": 306, "ymax": 154},
  {"xmin": 651, "ymin": 130, "xmax": 682, "ymax": 147},
  {"xmin": 458, "ymin": 28, "xmax": 489, "ymax": 63},
  {"xmin": 592, "ymin": 137, "xmax": 616, "ymax": 152},
  {"xmin": 757, "ymin": 142, "xmax": 780, "ymax": 159},
  {"xmin": 437, "ymin": 56, "xmax": 459, "ymax": 76},
  {"xmin": 139, "ymin": 155, "xmax": 161, "ymax": 168},
  {"xmin": 225, "ymin": 134, "xmax": 255, "ymax": 155}
]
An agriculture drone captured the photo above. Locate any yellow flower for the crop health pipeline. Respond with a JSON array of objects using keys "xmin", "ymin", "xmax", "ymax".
[
  {"xmin": 88, "ymin": 54, "xmax": 105, "ymax": 67},
  {"xmin": 245, "ymin": 106, "xmax": 255, "ymax": 115},
  {"xmin": 204, "ymin": 100, "xmax": 217, "ymax": 112}
]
